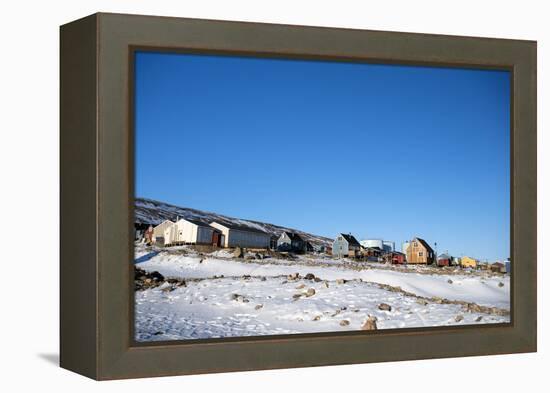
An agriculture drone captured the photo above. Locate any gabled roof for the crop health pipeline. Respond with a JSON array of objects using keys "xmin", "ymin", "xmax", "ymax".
[
  {"xmin": 413, "ymin": 237, "xmax": 434, "ymax": 253},
  {"xmin": 210, "ymin": 220, "xmax": 270, "ymax": 235},
  {"xmin": 177, "ymin": 217, "xmax": 211, "ymax": 227},
  {"xmin": 340, "ymin": 233, "xmax": 361, "ymax": 247},
  {"xmin": 438, "ymin": 253, "xmax": 452, "ymax": 260},
  {"xmin": 282, "ymin": 232, "xmax": 305, "ymax": 242}
]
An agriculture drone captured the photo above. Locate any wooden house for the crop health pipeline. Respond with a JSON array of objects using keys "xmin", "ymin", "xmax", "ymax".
[
  {"xmin": 460, "ymin": 256, "xmax": 477, "ymax": 269},
  {"xmin": 209, "ymin": 221, "xmax": 270, "ymax": 249},
  {"xmin": 490, "ymin": 262, "xmax": 506, "ymax": 273},
  {"xmin": 332, "ymin": 233, "xmax": 362, "ymax": 258},
  {"xmin": 437, "ymin": 253, "xmax": 452, "ymax": 267},
  {"xmin": 277, "ymin": 232, "xmax": 307, "ymax": 253},
  {"xmin": 405, "ymin": 237, "xmax": 435, "ymax": 264}
]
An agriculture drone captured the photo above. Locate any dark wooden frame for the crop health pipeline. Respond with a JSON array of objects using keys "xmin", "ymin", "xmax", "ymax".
[{"xmin": 60, "ymin": 12, "xmax": 537, "ymax": 380}]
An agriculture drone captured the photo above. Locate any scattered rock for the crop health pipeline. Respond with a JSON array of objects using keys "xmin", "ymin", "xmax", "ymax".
[
  {"xmin": 313, "ymin": 315, "xmax": 321, "ymax": 321},
  {"xmin": 498, "ymin": 282, "xmax": 505, "ymax": 287},
  {"xmin": 323, "ymin": 281, "xmax": 330, "ymax": 288},
  {"xmin": 416, "ymin": 298, "xmax": 429, "ymax": 306},
  {"xmin": 455, "ymin": 315, "xmax": 464, "ymax": 322},
  {"xmin": 241, "ymin": 275, "xmax": 251, "ymax": 280},
  {"xmin": 361, "ymin": 316, "xmax": 378, "ymax": 330},
  {"xmin": 378, "ymin": 303, "xmax": 392, "ymax": 312},
  {"xmin": 255, "ymin": 253, "xmax": 264, "ymax": 260},
  {"xmin": 475, "ymin": 316, "xmax": 483, "ymax": 322},
  {"xmin": 340, "ymin": 320, "xmax": 350, "ymax": 326},
  {"xmin": 314, "ymin": 277, "xmax": 322, "ymax": 282},
  {"xmin": 288, "ymin": 273, "xmax": 300, "ymax": 281},
  {"xmin": 260, "ymin": 276, "xmax": 267, "ymax": 281},
  {"xmin": 304, "ymin": 273, "xmax": 316, "ymax": 280},
  {"xmin": 255, "ymin": 304, "xmax": 263, "ymax": 310},
  {"xmin": 295, "ymin": 284, "xmax": 306, "ymax": 289},
  {"xmin": 336, "ymin": 279, "xmax": 347, "ymax": 285},
  {"xmin": 306, "ymin": 288, "xmax": 316, "ymax": 297},
  {"xmin": 447, "ymin": 279, "xmax": 453, "ymax": 284},
  {"xmin": 292, "ymin": 293, "xmax": 303, "ymax": 299}
]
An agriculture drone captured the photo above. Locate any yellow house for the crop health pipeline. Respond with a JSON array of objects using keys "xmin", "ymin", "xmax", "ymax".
[{"xmin": 460, "ymin": 256, "xmax": 477, "ymax": 268}]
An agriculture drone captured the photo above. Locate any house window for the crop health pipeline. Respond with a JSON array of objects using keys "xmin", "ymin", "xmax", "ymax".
[
  {"xmin": 413, "ymin": 242, "xmax": 418, "ymax": 247},
  {"xmin": 419, "ymin": 251, "xmax": 424, "ymax": 257}
]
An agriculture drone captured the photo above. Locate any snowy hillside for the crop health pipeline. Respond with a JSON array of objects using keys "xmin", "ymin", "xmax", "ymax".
[{"xmin": 135, "ymin": 197, "xmax": 333, "ymax": 247}]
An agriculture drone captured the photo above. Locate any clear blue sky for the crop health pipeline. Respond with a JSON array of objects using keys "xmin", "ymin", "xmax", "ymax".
[{"xmin": 135, "ymin": 51, "xmax": 510, "ymax": 261}]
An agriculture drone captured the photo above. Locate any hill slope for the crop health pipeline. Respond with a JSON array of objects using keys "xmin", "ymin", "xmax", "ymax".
[{"xmin": 135, "ymin": 197, "xmax": 333, "ymax": 247}]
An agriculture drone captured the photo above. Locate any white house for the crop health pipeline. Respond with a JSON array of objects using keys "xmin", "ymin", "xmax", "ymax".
[
  {"xmin": 209, "ymin": 221, "xmax": 270, "ymax": 248},
  {"xmin": 169, "ymin": 218, "xmax": 220, "ymax": 246},
  {"xmin": 332, "ymin": 233, "xmax": 362, "ymax": 258},
  {"xmin": 152, "ymin": 220, "xmax": 175, "ymax": 244}
]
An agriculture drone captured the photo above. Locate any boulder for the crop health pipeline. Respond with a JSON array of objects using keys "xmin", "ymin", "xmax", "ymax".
[
  {"xmin": 447, "ymin": 279, "xmax": 453, "ymax": 284},
  {"xmin": 295, "ymin": 284, "xmax": 306, "ymax": 289},
  {"xmin": 498, "ymin": 282, "xmax": 505, "ymax": 287},
  {"xmin": 255, "ymin": 304, "xmax": 263, "ymax": 310},
  {"xmin": 339, "ymin": 320, "xmax": 350, "ymax": 326},
  {"xmin": 306, "ymin": 288, "xmax": 316, "ymax": 297},
  {"xmin": 455, "ymin": 315, "xmax": 464, "ymax": 322},
  {"xmin": 304, "ymin": 273, "xmax": 316, "ymax": 280},
  {"xmin": 378, "ymin": 303, "xmax": 392, "ymax": 311}
]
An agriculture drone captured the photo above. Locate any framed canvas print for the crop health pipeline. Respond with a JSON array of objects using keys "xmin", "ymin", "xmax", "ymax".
[{"xmin": 60, "ymin": 13, "xmax": 537, "ymax": 380}]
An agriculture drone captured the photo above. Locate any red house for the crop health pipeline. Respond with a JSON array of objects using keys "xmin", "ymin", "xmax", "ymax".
[
  {"xmin": 437, "ymin": 253, "xmax": 452, "ymax": 267},
  {"xmin": 391, "ymin": 251, "xmax": 406, "ymax": 264}
]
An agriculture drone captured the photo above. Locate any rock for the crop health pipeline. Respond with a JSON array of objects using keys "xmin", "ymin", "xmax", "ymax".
[
  {"xmin": 255, "ymin": 253, "xmax": 264, "ymax": 260},
  {"xmin": 233, "ymin": 247, "xmax": 243, "ymax": 258},
  {"xmin": 260, "ymin": 276, "xmax": 267, "ymax": 281},
  {"xmin": 288, "ymin": 273, "xmax": 300, "ymax": 281},
  {"xmin": 455, "ymin": 315, "xmax": 464, "ymax": 322},
  {"xmin": 378, "ymin": 303, "xmax": 392, "ymax": 311},
  {"xmin": 447, "ymin": 279, "xmax": 453, "ymax": 284},
  {"xmin": 340, "ymin": 320, "xmax": 350, "ymax": 326},
  {"xmin": 255, "ymin": 304, "xmax": 263, "ymax": 310},
  {"xmin": 336, "ymin": 279, "xmax": 347, "ymax": 285},
  {"xmin": 144, "ymin": 278, "xmax": 152, "ymax": 284},
  {"xmin": 242, "ymin": 274, "xmax": 251, "ymax": 280},
  {"xmin": 304, "ymin": 273, "xmax": 316, "ymax": 280},
  {"xmin": 313, "ymin": 315, "xmax": 321, "ymax": 321},
  {"xmin": 361, "ymin": 316, "xmax": 378, "ymax": 330},
  {"xmin": 323, "ymin": 281, "xmax": 330, "ymax": 288},
  {"xmin": 498, "ymin": 282, "xmax": 505, "ymax": 287},
  {"xmin": 295, "ymin": 284, "xmax": 306, "ymax": 289},
  {"xmin": 314, "ymin": 277, "xmax": 322, "ymax": 282},
  {"xmin": 416, "ymin": 298, "xmax": 429, "ymax": 306},
  {"xmin": 292, "ymin": 293, "xmax": 303, "ymax": 299},
  {"xmin": 306, "ymin": 288, "xmax": 316, "ymax": 297},
  {"xmin": 475, "ymin": 316, "xmax": 483, "ymax": 322}
]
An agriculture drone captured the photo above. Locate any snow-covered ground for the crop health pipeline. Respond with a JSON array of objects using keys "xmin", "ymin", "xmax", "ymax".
[{"xmin": 134, "ymin": 246, "xmax": 510, "ymax": 341}]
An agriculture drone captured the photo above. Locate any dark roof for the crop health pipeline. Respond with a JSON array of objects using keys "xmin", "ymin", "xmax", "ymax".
[
  {"xmin": 492, "ymin": 262, "xmax": 505, "ymax": 267},
  {"xmin": 340, "ymin": 233, "xmax": 361, "ymax": 247},
  {"xmin": 414, "ymin": 237, "xmax": 434, "ymax": 253},
  {"xmin": 211, "ymin": 220, "xmax": 269, "ymax": 235},
  {"xmin": 438, "ymin": 253, "xmax": 452, "ymax": 260},
  {"xmin": 282, "ymin": 232, "xmax": 305, "ymax": 242}
]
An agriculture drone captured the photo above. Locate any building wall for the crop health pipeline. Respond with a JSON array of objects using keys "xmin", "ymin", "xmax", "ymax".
[
  {"xmin": 209, "ymin": 222, "xmax": 269, "ymax": 248},
  {"xmin": 332, "ymin": 235, "xmax": 349, "ymax": 257},
  {"xmin": 173, "ymin": 219, "xmax": 214, "ymax": 244},
  {"xmin": 153, "ymin": 220, "xmax": 174, "ymax": 243}
]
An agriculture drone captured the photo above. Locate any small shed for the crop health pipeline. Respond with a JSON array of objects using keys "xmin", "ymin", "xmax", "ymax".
[
  {"xmin": 437, "ymin": 253, "xmax": 452, "ymax": 267},
  {"xmin": 152, "ymin": 220, "xmax": 175, "ymax": 245},
  {"xmin": 390, "ymin": 251, "xmax": 406, "ymax": 264},
  {"xmin": 460, "ymin": 256, "xmax": 477, "ymax": 269}
]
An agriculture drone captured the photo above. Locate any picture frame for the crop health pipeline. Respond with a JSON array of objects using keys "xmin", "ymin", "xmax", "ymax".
[{"xmin": 60, "ymin": 12, "xmax": 537, "ymax": 380}]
